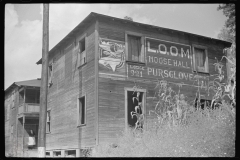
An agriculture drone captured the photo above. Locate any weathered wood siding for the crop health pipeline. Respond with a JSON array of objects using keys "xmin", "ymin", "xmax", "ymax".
[
  {"xmin": 46, "ymin": 23, "xmax": 96, "ymax": 151},
  {"xmin": 97, "ymin": 20, "xmax": 229, "ymax": 144},
  {"xmin": 5, "ymin": 88, "xmax": 19, "ymax": 155}
]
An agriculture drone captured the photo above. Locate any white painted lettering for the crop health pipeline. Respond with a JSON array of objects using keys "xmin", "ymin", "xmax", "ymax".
[
  {"xmin": 173, "ymin": 60, "xmax": 178, "ymax": 67},
  {"xmin": 164, "ymin": 70, "xmax": 168, "ymax": 78},
  {"xmin": 181, "ymin": 48, "xmax": 190, "ymax": 59},
  {"xmin": 147, "ymin": 67, "xmax": 153, "ymax": 75},
  {"xmin": 147, "ymin": 42, "xmax": 156, "ymax": 53},
  {"xmin": 148, "ymin": 56, "xmax": 153, "ymax": 63},
  {"xmin": 168, "ymin": 59, "xmax": 172, "ymax": 66},
  {"xmin": 163, "ymin": 58, "xmax": 168, "ymax": 65},
  {"xmin": 169, "ymin": 71, "xmax": 174, "ymax": 78},
  {"xmin": 170, "ymin": 46, "xmax": 178, "ymax": 56},
  {"xmin": 159, "ymin": 44, "xmax": 167, "ymax": 54}
]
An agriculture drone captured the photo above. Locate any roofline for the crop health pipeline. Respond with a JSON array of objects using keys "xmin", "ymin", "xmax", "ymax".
[
  {"xmin": 5, "ymin": 79, "xmax": 41, "ymax": 94},
  {"xmin": 36, "ymin": 12, "xmax": 96, "ymax": 65},
  {"xmin": 36, "ymin": 12, "xmax": 232, "ymax": 65}
]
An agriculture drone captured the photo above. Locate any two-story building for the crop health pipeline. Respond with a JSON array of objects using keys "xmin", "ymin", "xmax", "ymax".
[
  {"xmin": 5, "ymin": 79, "xmax": 41, "ymax": 157},
  {"xmin": 36, "ymin": 12, "xmax": 231, "ymax": 157}
]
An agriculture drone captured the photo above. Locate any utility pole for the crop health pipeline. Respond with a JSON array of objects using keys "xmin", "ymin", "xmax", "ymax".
[{"xmin": 38, "ymin": 3, "xmax": 49, "ymax": 157}]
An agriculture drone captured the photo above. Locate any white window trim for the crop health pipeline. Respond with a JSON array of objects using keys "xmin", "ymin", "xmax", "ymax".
[
  {"xmin": 77, "ymin": 94, "xmax": 87, "ymax": 127},
  {"xmin": 77, "ymin": 33, "xmax": 87, "ymax": 67},
  {"xmin": 124, "ymin": 87, "xmax": 146, "ymax": 131},
  {"xmin": 192, "ymin": 44, "xmax": 209, "ymax": 73},
  {"xmin": 125, "ymin": 31, "xmax": 145, "ymax": 63}
]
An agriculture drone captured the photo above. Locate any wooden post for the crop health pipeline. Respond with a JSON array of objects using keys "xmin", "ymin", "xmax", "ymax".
[
  {"xmin": 24, "ymin": 87, "xmax": 26, "ymax": 113},
  {"xmin": 38, "ymin": 3, "xmax": 49, "ymax": 157},
  {"xmin": 22, "ymin": 116, "xmax": 25, "ymax": 156}
]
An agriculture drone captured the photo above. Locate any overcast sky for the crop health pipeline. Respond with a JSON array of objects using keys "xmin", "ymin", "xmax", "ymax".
[{"xmin": 4, "ymin": 3, "xmax": 227, "ymax": 90}]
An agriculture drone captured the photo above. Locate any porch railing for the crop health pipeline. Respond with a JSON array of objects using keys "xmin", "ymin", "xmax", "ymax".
[{"xmin": 18, "ymin": 103, "xmax": 40, "ymax": 115}]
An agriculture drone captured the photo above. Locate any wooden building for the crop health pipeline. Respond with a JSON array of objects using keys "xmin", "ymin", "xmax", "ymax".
[
  {"xmin": 5, "ymin": 79, "xmax": 41, "ymax": 156},
  {"xmin": 36, "ymin": 12, "xmax": 231, "ymax": 157}
]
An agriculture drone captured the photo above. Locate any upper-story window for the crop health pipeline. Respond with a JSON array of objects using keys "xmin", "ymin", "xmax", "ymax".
[
  {"xmin": 11, "ymin": 91, "xmax": 15, "ymax": 108},
  {"xmin": 77, "ymin": 95, "xmax": 86, "ymax": 126},
  {"xmin": 78, "ymin": 37, "xmax": 86, "ymax": 67},
  {"xmin": 193, "ymin": 45, "xmax": 209, "ymax": 73},
  {"xmin": 126, "ymin": 32, "xmax": 145, "ymax": 63},
  {"xmin": 48, "ymin": 63, "xmax": 53, "ymax": 87}
]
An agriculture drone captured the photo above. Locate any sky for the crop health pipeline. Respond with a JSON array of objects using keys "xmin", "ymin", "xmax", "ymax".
[{"xmin": 4, "ymin": 3, "xmax": 228, "ymax": 90}]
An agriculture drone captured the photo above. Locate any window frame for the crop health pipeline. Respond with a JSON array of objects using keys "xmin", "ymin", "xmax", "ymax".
[
  {"xmin": 11, "ymin": 91, "xmax": 15, "ymax": 108},
  {"xmin": 48, "ymin": 62, "xmax": 53, "ymax": 87},
  {"xmin": 125, "ymin": 31, "xmax": 145, "ymax": 64},
  {"xmin": 192, "ymin": 44, "xmax": 209, "ymax": 73},
  {"xmin": 46, "ymin": 110, "xmax": 51, "ymax": 133},
  {"xmin": 77, "ymin": 33, "xmax": 87, "ymax": 67},
  {"xmin": 77, "ymin": 95, "xmax": 86, "ymax": 127},
  {"xmin": 124, "ymin": 87, "xmax": 146, "ymax": 131}
]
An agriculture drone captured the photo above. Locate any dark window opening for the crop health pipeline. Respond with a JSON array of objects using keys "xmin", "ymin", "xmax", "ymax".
[
  {"xmin": 78, "ymin": 96, "xmax": 86, "ymax": 126},
  {"xmin": 65, "ymin": 150, "xmax": 76, "ymax": 157},
  {"xmin": 127, "ymin": 91, "xmax": 144, "ymax": 129},
  {"xmin": 194, "ymin": 99, "xmax": 220, "ymax": 110},
  {"xmin": 53, "ymin": 151, "xmax": 61, "ymax": 157},
  {"xmin": 48, "ymin": 64, "xmax": 53, "ymax": 87},
  {"xmin": 79, "ymin": 38, "xmax": 86, "ymax": 66}
]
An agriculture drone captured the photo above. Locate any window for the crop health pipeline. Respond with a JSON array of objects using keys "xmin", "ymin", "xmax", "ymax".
[
  {"xmin": 126, "ymin": 32, "xmax": 145, "ymax": 63},
  {"xmin": 53, "ymin": 151, "xmax": 61, "ymax": 157},
  {"xmin": 7, "ymin": 104, "xmax": 10, "ymax": 120},
  {"xmin": 11, "ymin": 125, "xmax": 13, "ymax": 139},
  {"xmin": 77, "ymin": 96, "xmax": 86, "ymax": 126},
  {"xmin": 45, "ymin": 152, "xmax": 50, "ymax": 157},
  {"xmin": 46, "ymin": 110, "xmax": 51, "ymax": 133},
  {"xmin": 78, "ymin": 38, "xmax": 86, "ymax": 67},
  {"xmin": 48, "ymin": 63, "xmax": 53, "ymax": 87},
  {"xmin": 11, "ymin": 92, "xmax": 15, "ymax": 108},
  {"xmin": 193, "ymin": 45, "xmax": 208, "ymax": 73},
  {"xmin": 125, "ymin": 88, "xmax": 146, "ymax": 130},
  {"xmin": 65, "ymin": 150, "xmax": 76, "ymax": 157}
]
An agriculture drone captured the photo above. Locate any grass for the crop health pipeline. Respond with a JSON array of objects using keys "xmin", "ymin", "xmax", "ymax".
[{"xmin": 91, "ymin": 105, "xmax": 235, "ymax": 157}]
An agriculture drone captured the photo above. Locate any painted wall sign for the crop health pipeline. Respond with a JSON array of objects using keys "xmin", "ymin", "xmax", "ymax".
[
  {"xmin": 128, "ymin": 37, "xmax": 209, "ymax": 87},
  {"xmin": 99, "ymin": 38, "xmax": 126, "ymax": 77}
]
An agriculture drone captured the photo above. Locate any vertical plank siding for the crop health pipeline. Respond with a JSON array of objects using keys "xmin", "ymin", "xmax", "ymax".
[{"xmin": 46, "ymin": 23, "xmax": 96, "ymax": 151}]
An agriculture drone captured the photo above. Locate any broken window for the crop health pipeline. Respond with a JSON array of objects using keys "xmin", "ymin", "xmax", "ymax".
[
  {"xmin": 77, "ymin": 96, "xmax": 86, "ymax": 126},
  {"xmin": 126, "ymin": 90, "xmax": 144, "ymax": 130},
  {"xmin": 78, "ymin": 38, "xmax": 86, "ymax": 67},
  {"xmin": 48, "ymin": 63, "xmax": 53, "ymax": 87}
]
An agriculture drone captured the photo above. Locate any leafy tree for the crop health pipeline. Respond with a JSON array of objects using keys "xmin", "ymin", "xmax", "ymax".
[{"xmin": 217, "ymin": 4, "xmax": 235, "ymax": 36}]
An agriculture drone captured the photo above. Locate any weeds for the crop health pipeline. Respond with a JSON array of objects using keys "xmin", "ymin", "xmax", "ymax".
[{"xmin": 92, "ymin": 45, "xmax": 236, "ymax": 157}]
